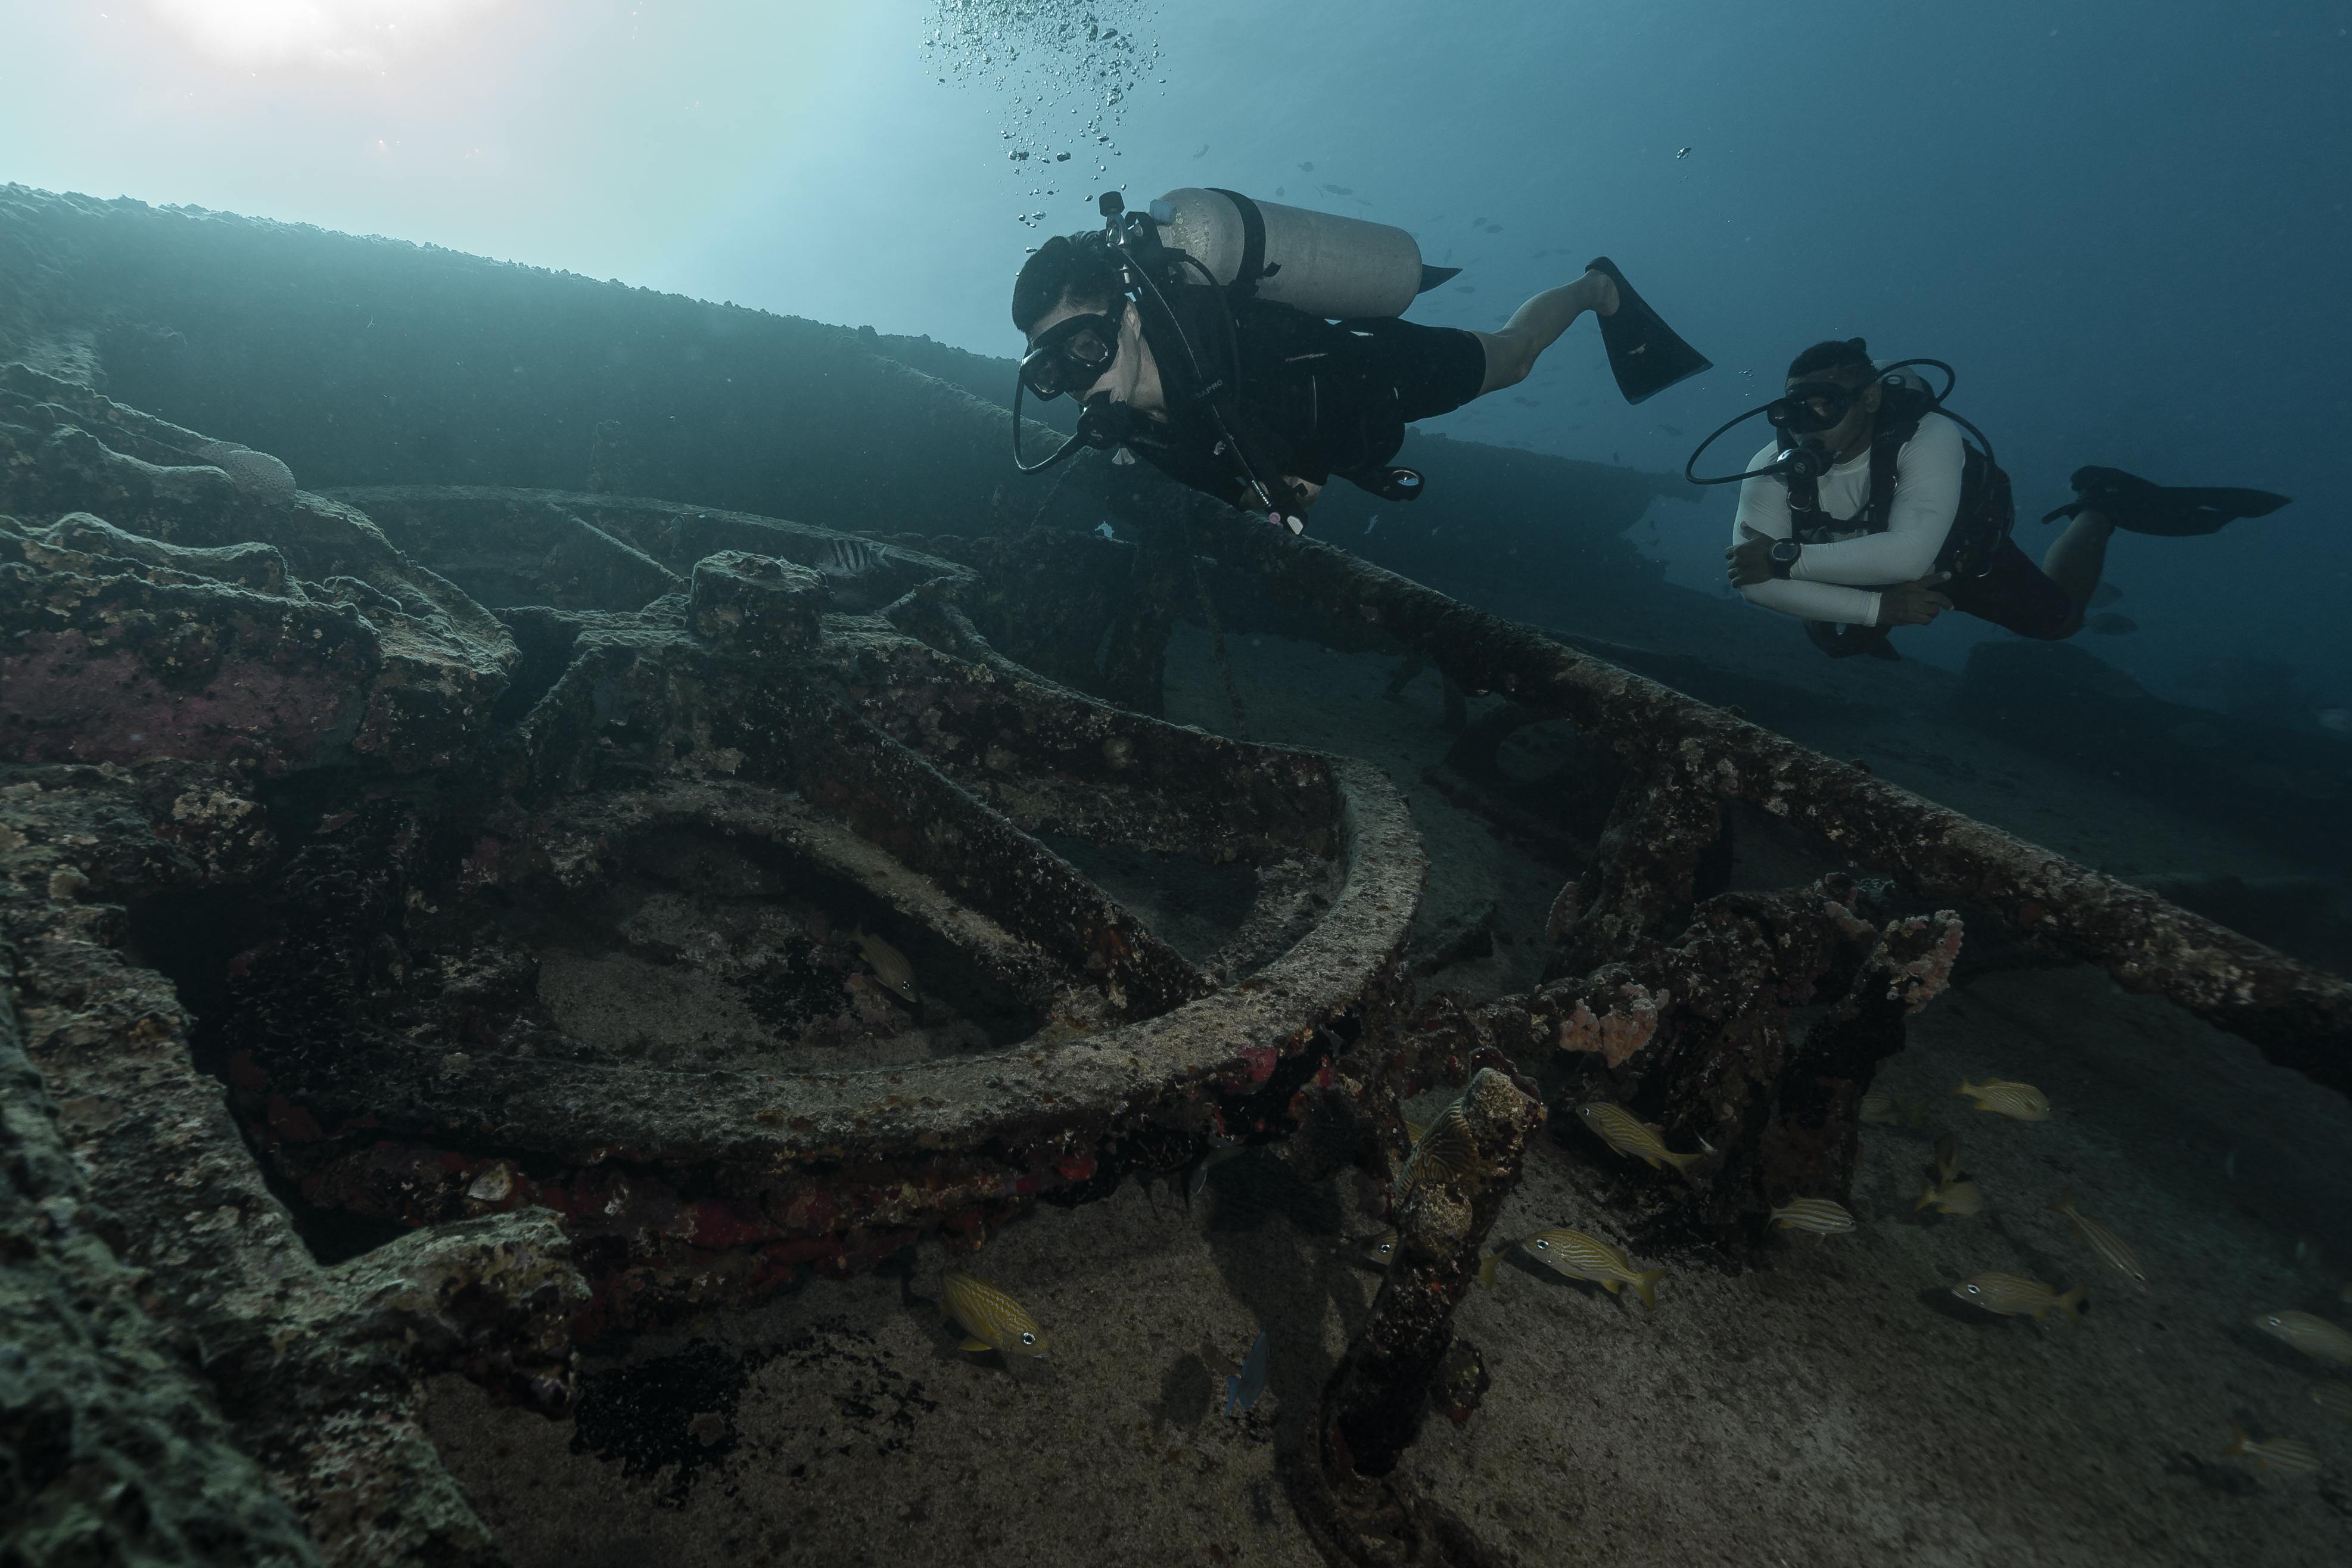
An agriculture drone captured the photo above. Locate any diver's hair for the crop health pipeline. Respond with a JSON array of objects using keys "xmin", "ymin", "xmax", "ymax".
[
  {"xmin": 1787, "ymin": 337, "xmax": 1874, "ymax": 382},
  {"xmin": 1012, "ymin": 232, "xmax": 1127, "ymax": 333}
]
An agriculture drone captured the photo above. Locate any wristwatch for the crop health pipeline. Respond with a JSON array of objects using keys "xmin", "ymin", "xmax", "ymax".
[{"xmin": 1768, "ymin": 539, "xmax": 1803, "ymax": 580}]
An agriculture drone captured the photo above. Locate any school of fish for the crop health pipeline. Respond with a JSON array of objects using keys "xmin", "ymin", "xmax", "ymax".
[{"xmin": 913, "ymin": 1062, "xmax": 2344, "ymax": 1484}]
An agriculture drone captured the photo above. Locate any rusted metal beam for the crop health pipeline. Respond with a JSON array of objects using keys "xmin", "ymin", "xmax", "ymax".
[
  {"xmin": 1287, "ymin": 1059, "xmax": 1541, "ymax": 1568},
  {"xmin": 1400, "ymin": 880, "xmax": 1965, "ymax": 1239},
  {"xmin": 1196, "ymin": 509, "xmax": 2352, "ymax": 1090},
  {"xmin": 2, "ymin": 763, "xmax": 589, "ymax": 1567}
]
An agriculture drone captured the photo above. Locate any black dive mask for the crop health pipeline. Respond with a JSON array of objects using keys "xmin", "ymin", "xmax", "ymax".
[
  {"xmin": 1766, "ymin": 378, "xmax": 1871, "ymax": 435},
  {"xmin": 1013, "ymin": 309, "xmax": 1138, "ymax": 474},
  {"xmin": 1018, "ymin": 310, "xmax": 1125, "ymax": 402},
  {"xmin": 1684, "ymin": 360, "xmax": 1957, "ymax": 488}
]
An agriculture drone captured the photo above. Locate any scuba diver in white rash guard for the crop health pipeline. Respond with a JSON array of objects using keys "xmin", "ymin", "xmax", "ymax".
[{"xmin": 1692, "ymin": 337, "xmax": 2292, "ymax": 661}]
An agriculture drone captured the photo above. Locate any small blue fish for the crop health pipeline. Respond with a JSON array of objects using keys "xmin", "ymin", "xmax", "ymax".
[{"xmin": 1224, "ymin": 1331, "xmax": 1268, "ymax": 1417}]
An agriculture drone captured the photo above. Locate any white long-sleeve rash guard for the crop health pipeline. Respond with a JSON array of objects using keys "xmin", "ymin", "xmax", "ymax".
[{"xmin": 1731, "ymin": 411, "xmax": 1964, "ymax": 627}]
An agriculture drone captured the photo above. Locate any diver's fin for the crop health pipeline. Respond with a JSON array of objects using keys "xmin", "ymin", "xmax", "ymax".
[
  {"xmin": 1583, "ymin": 256, "xmax": 1712, "ymax": 405},
  {"xmin": 1417, "ymin": 265, "xmax": 1461, "ymax": 294},
  {"xmin": 2040, "ymin": 465, "xmax": 2292, "ymax": 536}
]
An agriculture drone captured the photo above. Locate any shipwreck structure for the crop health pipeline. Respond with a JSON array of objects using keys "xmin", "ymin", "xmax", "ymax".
[{"xmin": 3, "ymin": 187, "xmax": 2345, "ymax": 1567}]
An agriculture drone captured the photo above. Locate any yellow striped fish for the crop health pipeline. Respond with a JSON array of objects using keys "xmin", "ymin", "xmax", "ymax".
[
  {"xmin": 2220, "ymin": 1421, "xmax": 2320, "ymax": 1476},
  {"xmin": 2045, "ymin": 1187, "xmax": 2149, "ymax": 1291},
  {"xmin": 939, "ymin": 1269, "xmax": 1049, "ymax": 1358},
  {"xmin": 1951, "ymin": 1272, "xmax": 2086, "ymax": 1326},
  {"xmin": 1574, "ymin": 1102, "xmax": 1703, "ymax": 1179},
  {"xmin": 1934, "ymin": 1133, "xmax": 1964, "ymax": 1186},
  {"xmin": 1768, "ymin": 1198, "xmax": 1855, "ymax": 1236},
  {"xmin": 2253, "ymin": 1309, "xmax": 2352, "ymax": 1365},
  {"xmin": 1476, "ymin": 1240, "xmax": 1512, "ymax": 1289},
  {"xmin": 1519, "ymin": 1227, "xmax": 1667, "ymax": 1310},
  {"xmin": 853, "ymin": 925, "xmax": 918, "ymax": 1003},
  {"xmin": 1395, "ymin": 1104, "xmax": 1478, "ymax": 1203},
  {"xmin": 1858, "ymin": 1091, "xmax": 1924, "ymax": 1128},
  {"xmin": 1950, "ymin": 1077, "xmax": 2051, "ymax": 1121},
  {"xmin": 2310, "ymin": 1381, "xmax": 2352, "ymax": 1424},
  {"xmin": 1915, "ymin": 1176, "xmax": 1983, "ymax": 1216}
]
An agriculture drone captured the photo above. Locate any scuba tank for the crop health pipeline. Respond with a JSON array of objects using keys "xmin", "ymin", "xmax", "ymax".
[{"xmin": 1149, "ymin": 187, "xmax": 1457, "ymax": 319}]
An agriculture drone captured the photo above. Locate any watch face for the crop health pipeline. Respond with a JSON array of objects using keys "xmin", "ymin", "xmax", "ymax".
[{"xmin": 1771, "ymin": 540, "xmax": 1800, "ymax": 560}]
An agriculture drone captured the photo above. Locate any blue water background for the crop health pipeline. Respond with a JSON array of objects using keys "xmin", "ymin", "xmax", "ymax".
[{"xmin": 4, "ymin": 0, "xmax": 2345, "ymax": 704}]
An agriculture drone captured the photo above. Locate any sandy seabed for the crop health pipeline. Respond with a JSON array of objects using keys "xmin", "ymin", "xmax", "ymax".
[{"xmin": 424, "ymin": 620, "xmax": 2352, "ymax": 1567}]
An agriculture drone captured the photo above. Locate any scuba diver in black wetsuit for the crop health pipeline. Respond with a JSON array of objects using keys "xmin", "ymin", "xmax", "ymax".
[
  {"xmin": 1009, "ymin": 188, "xmax": 1711, "ymax": 531},
  {"xmin": 1685, "ymin": 337, "xmax": 2293, "ymax": 660}
]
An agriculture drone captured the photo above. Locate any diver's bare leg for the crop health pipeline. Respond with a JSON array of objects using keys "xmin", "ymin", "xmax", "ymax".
[
  {"xmin": 2040, "ymin": 507, "xmax": 2117, "ymax": 639},
  {"xmin": 1470, "ymin": 269, "xmax": 1619, "ymax": 395}
]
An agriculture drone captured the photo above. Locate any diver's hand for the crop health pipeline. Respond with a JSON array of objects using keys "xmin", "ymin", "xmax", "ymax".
[
  {"xmin": 1284, "ymin": 476, "xmax": 1323, "ymax": 509},
  {"xmin": 1875, "ymin": 574, "xmax": 1953, "ymax": 627},
  {"xmin": 1725, "ymin": 523, "xmax": 1780, "ymax": 587}
]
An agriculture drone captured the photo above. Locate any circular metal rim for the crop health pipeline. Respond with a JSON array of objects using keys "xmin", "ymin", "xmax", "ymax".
[{"xmin": 339, "ymin": 755, "xmax": 1421, "ymax": 1166}]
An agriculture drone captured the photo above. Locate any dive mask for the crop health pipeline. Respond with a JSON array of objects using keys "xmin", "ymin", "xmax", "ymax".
[
  {"xmin": 1684, "ymin": 357, "xmax": 1963, "ymax": 489},
  {"xmin": 1766, "ymin": 377, "xmax": 1876, "ymax": 435},
  {"xmin": 1018, "ymin": 310, "xmax": 1125, "ymax": 402}
]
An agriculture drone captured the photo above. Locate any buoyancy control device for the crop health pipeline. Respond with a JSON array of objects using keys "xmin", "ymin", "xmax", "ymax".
[{"xmin": 1012, "ymin": 189, "xmax": 1454, "ymax": 530}]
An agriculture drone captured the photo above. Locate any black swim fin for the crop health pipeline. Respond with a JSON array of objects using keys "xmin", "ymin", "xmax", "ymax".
[
  {"xmin": 1584, "ymin": 256, "xmax": 1713, "ymax": 405},
  {"xmin": 2040, "ymin": 465, "xmax": 2292, "ymax": 536}
]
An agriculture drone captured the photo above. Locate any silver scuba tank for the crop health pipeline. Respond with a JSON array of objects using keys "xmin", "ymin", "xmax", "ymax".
[{"xmin": 1149, "ymin": 186, "xmax": 1442, "ymax": 320}]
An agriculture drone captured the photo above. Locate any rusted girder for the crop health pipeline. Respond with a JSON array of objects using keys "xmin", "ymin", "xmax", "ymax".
[
  {"xmin": 1193, "ymin": 508, "xmax": 2352, "ymax": 1090},
  {"xmin": 1400, "ymin": 880, "xmax": 1964, "ymax": 1241},
  {"xmin": 191, "ymin": 524, "xmax": 1427, "ymax": 1329},
  {"xmin": 1287, "ymin": 1059, "xmax": 1542, "ymax": 1568},
  {"xmin": 2, "ymin": 763, "xmax": 589, "ymax": 1567},
  {"xmin": 1760, "ymin": 908, "xmax": 1968, "ymax": 1203}
]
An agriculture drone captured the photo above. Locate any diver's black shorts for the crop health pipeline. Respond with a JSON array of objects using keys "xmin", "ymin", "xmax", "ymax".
[
  {"xmin": 1335, "ymin": 316, "xmax": 1488, "ymax": 421},
  {"xmin": 1944, "ymin": 537, "xmax": 2073, "ymax": 639}
]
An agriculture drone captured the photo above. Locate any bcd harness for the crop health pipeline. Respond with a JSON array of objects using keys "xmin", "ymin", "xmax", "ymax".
[
  {"xmin": 1120, "ymin": 191, "xmax": 1428, "ymax": 524},
  {"xmin": 1785, "ymin": 384, "xmax": 2015, "ymax": 660}
]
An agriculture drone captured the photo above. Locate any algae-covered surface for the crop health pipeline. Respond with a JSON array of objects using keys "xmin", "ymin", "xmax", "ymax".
[{"xmin": 423, "ymin": 630, "xmax": 2352, "ymax": 1568}]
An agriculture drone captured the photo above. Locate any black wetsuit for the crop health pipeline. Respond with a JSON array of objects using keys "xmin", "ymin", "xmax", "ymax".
[{"xmin": 1120, "ymin": 298, "xmax": 1488, "ymax": 508}]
